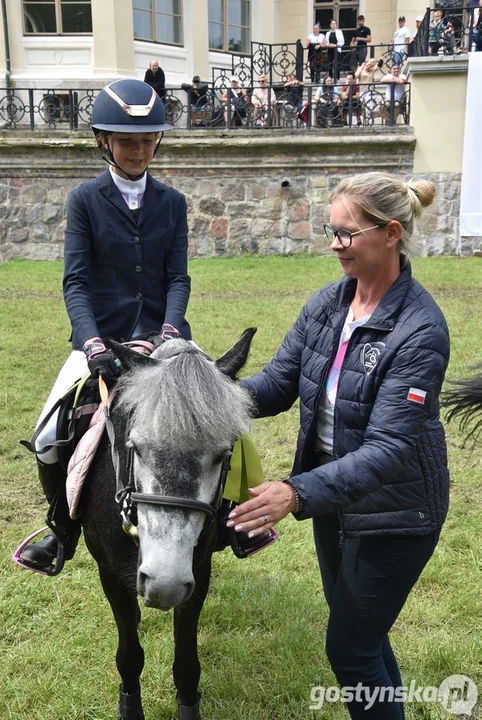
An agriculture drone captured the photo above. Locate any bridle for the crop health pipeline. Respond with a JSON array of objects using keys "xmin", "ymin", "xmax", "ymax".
[{"xmin": 99, "ymin": 372, "xmax": 231, "ymax": 541}]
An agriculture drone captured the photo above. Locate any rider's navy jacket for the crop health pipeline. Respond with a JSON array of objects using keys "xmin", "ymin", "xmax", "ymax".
[
  {"xmin": 63, "ymin": 169, "xmax": 191, "ymax": 349},
  {"xmin": 242, "ymin": 258, "xmax": 450, "ymax": 536}
]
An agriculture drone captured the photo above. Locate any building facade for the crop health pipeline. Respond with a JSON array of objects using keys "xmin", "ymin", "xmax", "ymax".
[{"xmin": 0, "ymin": 0, "xmax": 431, "ymax": 89}]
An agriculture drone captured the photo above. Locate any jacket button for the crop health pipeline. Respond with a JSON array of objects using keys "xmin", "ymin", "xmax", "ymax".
[
  {"xmin": 136, "ymin": 292, "xmax": 143, "ymax": 300},
  {"xmin": 135, "ymin": 265, "xmax": 142, "ymax": 273},
  {"xmin": 133, "ymin": 236, "xmax": 140, "ymax": 244}
]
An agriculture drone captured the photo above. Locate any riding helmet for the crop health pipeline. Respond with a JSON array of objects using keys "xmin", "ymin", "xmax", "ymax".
[{"xmin": 91, "ymin": 78, "xmax": 173, "ymax": 133}]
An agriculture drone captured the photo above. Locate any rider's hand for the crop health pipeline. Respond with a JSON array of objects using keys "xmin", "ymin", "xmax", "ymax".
[
  {"xmin": 157, "ymin": 323, "xmax": 182, "ymax": 343},
  {"xmin": 83, "ymin": 338, "xmax": 120, "ymax": 386}
]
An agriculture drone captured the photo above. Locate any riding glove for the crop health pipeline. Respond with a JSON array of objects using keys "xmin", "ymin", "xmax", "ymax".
[
  {"xmin": 83, "ymin": 338, "xmax": 120, "ymax": 386},
  {"xmin": 157, "ymin": 323, "xmax": 182, "ymax": 343}
]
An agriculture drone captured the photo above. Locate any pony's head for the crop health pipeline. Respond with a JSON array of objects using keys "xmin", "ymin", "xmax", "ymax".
[{"xmin": 107, "ymin": 329, "xmax": 256, "ymax": 609}]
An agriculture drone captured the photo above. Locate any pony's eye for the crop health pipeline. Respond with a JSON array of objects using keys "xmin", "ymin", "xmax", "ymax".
[
  {"xmin": 213, "ymin": 451, "xmax": 229, "ymax": 466},
  {"xmin": 127, "ymin": 440, "xmax": 141, "ymax": 456}
]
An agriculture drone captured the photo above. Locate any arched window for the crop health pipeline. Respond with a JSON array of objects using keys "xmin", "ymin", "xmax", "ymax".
[
  {"xmin": 133, "ymin": 0, "xmax": 183, "ymax": 45},
  {"xmin": 23, "ymin": 0, "xmax": 92, "ymax": 34}
]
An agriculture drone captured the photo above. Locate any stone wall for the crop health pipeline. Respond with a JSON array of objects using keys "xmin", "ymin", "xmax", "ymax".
[{"xmin": 0, "ymin": 128, "xmax": 477, "ymax": 262}]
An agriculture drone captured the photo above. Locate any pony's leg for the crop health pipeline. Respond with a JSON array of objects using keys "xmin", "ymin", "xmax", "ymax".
[
  {"xmin": 173, "ymin": 546, "xmax": 213, "ymax": 718},
  {"xmin": 97, "ymin": 563, "xmax": 145, "ymax": 720}
]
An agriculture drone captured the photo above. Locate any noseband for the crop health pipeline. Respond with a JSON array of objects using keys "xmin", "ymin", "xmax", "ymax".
[{"xmin": 117, "ymin": 446, "xmax": 231, "ymax": 538}]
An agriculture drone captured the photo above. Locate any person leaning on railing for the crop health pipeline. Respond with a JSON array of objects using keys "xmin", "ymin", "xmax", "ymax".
[{"xmin": 381, "ymin": 65, "xmax": 408, "ymax": 124}]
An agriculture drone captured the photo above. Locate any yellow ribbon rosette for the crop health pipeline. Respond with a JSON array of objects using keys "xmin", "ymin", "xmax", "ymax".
[{"xmin": 223, "ymin": 433, "xmax": 264, "ymax": 503}]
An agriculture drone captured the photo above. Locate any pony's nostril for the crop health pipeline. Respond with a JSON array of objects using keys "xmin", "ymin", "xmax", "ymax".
[{"xmin": 137, "ymin": 570, "xmax": 150, "ymax": 594}]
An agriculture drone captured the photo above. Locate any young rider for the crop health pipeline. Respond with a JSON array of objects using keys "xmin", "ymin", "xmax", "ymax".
[{"xmin": 19, "ymin": 78, "xmax": 191, "ymax": 573}]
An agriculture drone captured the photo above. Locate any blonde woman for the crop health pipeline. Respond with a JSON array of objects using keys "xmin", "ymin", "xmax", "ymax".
[
  {"xmin": 230, "ymin": 173, "xmax": 449, "ymax": 719},
  {"xmin": 251, "ymin": 75, "xmax": 277, "ymax": 127}
]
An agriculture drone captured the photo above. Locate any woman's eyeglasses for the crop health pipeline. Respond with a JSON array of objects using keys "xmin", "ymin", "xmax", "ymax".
[{"xmin": 323, "ymin": 223, "xmax": 387, "ymax": 248}]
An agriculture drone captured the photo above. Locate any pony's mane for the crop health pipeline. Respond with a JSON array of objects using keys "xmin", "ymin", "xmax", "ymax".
[{"xmin": 116, "ymin": 341, "xmax": 253, "ymax": 450}]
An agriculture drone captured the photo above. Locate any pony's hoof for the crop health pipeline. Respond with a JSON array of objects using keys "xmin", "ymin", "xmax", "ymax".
[
  {"xmin": 177, "ymin": 693, "xmax": 201, "ymax": 720},
  {"xmin": 118, "ymin": 686, "xmax": 145, "ymax": 720}
]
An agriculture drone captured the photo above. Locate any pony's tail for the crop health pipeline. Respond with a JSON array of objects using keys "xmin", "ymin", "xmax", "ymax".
[{"xmin": 444, "ymin": 365, "xmax": 482, "ymax": 444}]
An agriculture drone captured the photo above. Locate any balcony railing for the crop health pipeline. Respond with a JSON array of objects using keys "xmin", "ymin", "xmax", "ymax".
[
  {"xmin": 412, "ymin": 6, "xmax": 480, "ymax": 57},
  {"xmin": 0, "ymin": 82, "xmax": 410, "ymax": 132}
]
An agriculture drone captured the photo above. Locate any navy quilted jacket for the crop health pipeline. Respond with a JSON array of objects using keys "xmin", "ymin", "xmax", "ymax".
[{"xmin": 243, "ymin": 258, "xmax": 450, "ymax": 536}]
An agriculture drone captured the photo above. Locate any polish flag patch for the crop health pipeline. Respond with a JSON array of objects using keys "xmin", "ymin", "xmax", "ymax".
[{"xmin": 407, "ymin": 387, "xmax": 427, "ymax": 404}]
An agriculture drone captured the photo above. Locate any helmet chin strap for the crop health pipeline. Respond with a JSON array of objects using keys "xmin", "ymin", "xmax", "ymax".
[{"xmin": 98, "ymin": 134, "xmax": 164, "ymax": 182}]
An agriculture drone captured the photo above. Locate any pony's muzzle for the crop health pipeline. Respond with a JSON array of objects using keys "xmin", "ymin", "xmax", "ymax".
[{"xmin": 137, "ymin": 566, "xmax": 195, "ymax": 609}]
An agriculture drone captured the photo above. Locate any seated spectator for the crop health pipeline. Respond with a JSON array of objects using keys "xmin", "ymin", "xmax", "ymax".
[
  {"xmin": 251, "ymin": 75, "xmax": 277, "ymax": 127},
  {"xmin": 307, "ymin": 24, "xmax": 326, "ymax": 84},
  {"xmin": 181, "ymin": 76, "xmax": 209, "ymax": 126},
  {"xmin": 144, "ymin": 59, "xmax": 166, "ymax": 101},
  {"xmin": 182, "ymin": 76, "xmax": 208, "ymax": 109},
  {"xmin": 381, "ymin": 65, "xmax": 408, "ymax": 124},
  {"xmin": 340, "ymin": 71, "xmax": 362, "ymax": 125},
  {"xmin": 221, "ymin": 76, "xmax": 249, "ymax": 127},
  {"xmin": 283, "ymin": 74, "xmax": 304, "ymax": 114},
  {"xmin": 428, "ymin": 10, "xmax": 446, "ymax": 55},
  {"xmin": 350, "ymin": 15, "xmax": 372, "ymax": 66},
  {"xmin": 315, "ymin": 76, "xmax": 341, "ymax": 127}
]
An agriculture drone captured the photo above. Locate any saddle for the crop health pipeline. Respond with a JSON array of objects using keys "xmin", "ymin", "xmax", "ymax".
[{"xmin": 24, "ymin": 340, "xmax": 268, "ymax": 522}]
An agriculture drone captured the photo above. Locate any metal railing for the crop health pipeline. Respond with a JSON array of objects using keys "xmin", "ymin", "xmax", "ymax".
[
  {"xmin": 0, "ymin": 82, "xmax": 410, "ymax": 132},
  {"xmin": 412, "ymin": 6, "xmax": 480, "ymax": 57}
]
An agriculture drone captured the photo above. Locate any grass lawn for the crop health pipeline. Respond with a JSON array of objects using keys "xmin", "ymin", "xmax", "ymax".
[{"xmin": 0, "ymin": 256, "xmax": 481, "ymax": 720}]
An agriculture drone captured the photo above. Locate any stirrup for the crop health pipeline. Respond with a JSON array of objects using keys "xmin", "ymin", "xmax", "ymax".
[
  {"xmin": 12, "ymin": 522, "xmax": 66, "ymax": 577},
  {"xmin": 230, "ymin": 526, "xmax": 279, "ymax": 559}
]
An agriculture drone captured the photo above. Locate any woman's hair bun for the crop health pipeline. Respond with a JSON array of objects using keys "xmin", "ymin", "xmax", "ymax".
[{"xmin": 407, "ymin": 180, "xmax": 436, "ymax": 210}]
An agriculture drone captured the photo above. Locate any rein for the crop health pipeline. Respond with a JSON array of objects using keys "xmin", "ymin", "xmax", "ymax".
[{"xmin": 99, "ymin": 370, "xmax": 230, "ymax": 540}]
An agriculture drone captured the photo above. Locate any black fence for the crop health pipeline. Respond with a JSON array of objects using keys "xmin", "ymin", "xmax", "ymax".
[
  {"xmin": 413, "ymin": 5, "xmax": 481, "ymax": 57},
  {"xmin": 0, "ymin": 82, "xmax": 410, "ymax": 132}
]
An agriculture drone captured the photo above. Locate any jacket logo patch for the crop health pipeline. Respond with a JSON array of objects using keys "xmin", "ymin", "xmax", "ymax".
[
  {"xmin": 407, "ymin": 387, "xmax": 427, "ymax": 404},
  {"xmin": 361, "ymin": 342, "xmax": 385, "ymax": 375}
]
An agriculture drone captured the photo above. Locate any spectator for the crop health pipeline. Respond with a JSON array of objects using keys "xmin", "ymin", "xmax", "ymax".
[
  {"xmin": 381, "ymin": 65, "xmax": 408, "ymax": 124},
  {"xmin": 355, "ymin": 58, "xmax": 382, "ymax": 124},
  {"xmin": 350, "ymin": 15, "xmax": 372, "ymax": 65},
  {"xmin": 221, "ymin": 76, "xmax": 248, "ymax": 127},
  {"xmin": 340, "ymin": 71, "xmax": 362, "ymax": 125},
  {"xmin": 392, "ymin": 16, "xmax": 411, "ymax": 65},
  {"xmin": 473, "ymin": 1, "xmax": 482, "ymax": 51},
  {"xmin": 252, "ymin": 74, "xmax": 277, "ymax": 127},
  {"xmin": 144, "ymin": 59, "xmax": 166, "ymax": 101},
  {"xmin": 428, "ymin": 10, "xmax": 446, "ymax": 55},
  {"xmin": 440, "ymin": 19, "xmax": 458, "ymax": 54},
  {"xmin": 229, "ymin": 172, "xmax": 449, "ymax": 720},
  {"xmin": 326, "ymin": 19, "xmax": 345, "ymax": 80},
  {"xmin": 182, "ymin": 75, "xmax": 208, "ymax": 109},
  {"xmin": 284, "ymin": 74, "xmax": 304, "ymax": 115},
  {"xmin": 415, "ymin": 15, "xmax": 424, "ymax": 35},
  {"xmin": 307, "ymin": 24, "xmax": 326, "ymax": 84},
  {"xmin": 315, "ymin": 76, "xmax": 341, "ymax": 127},
  {"xmin": 181, "ymin": 75, "xmax": 209, "ymax": 127}
]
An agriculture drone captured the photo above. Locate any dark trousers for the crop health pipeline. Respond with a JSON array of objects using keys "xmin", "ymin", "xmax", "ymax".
[{"xmin": 313, "ymin": 513, "xmax": 440, "ymax": 719}]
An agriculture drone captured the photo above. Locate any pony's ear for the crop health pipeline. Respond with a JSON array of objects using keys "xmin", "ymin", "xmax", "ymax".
[
  {"xmin": 215, "ymin": 327, "xmax": 257, "ymax": 380},
  {"xmin": 104, "ymin": 339, "xmax": 157, "ymax": 372}
]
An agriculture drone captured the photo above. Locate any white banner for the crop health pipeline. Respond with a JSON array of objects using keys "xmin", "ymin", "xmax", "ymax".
[{"xmin": 460, "ymin": 52, "xmax": 482, "ymax": 237}]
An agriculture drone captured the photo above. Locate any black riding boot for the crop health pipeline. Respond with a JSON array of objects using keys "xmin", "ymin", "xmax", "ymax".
[{"xmin": 20, "ymin": 461, "xmax": 81, "ymax": 570}]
